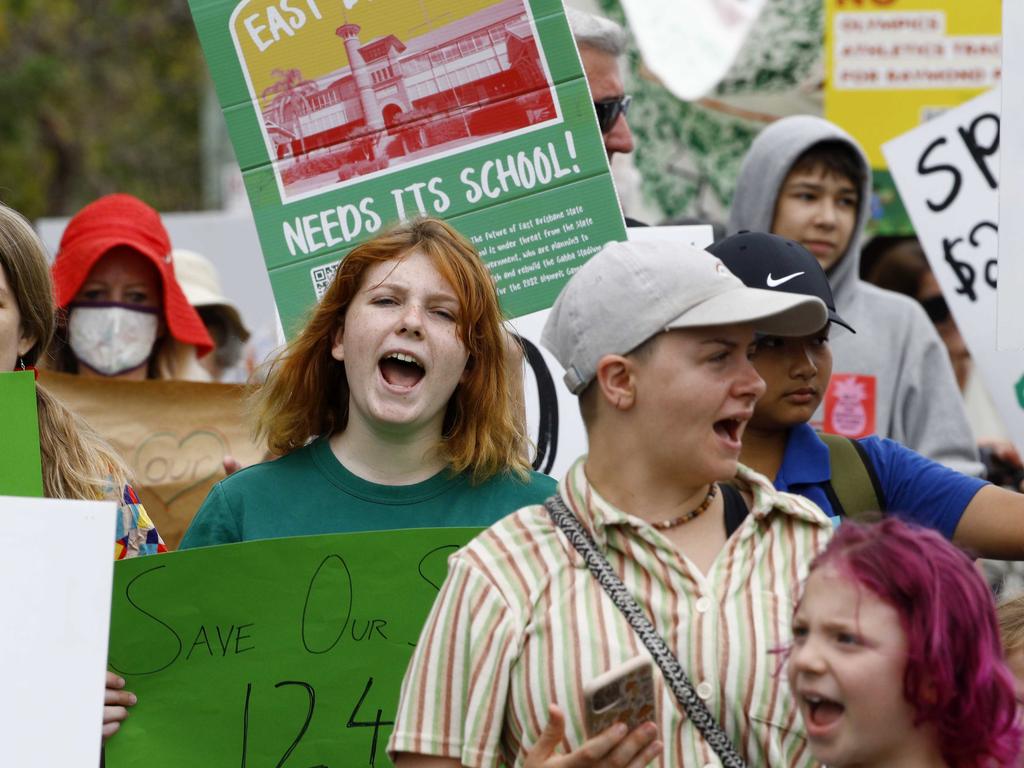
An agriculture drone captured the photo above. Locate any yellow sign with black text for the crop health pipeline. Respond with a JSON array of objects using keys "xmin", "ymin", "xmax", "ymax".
[{"xmin": 825, "ymin": 0, "xmax": 1001, "ymax": 168}]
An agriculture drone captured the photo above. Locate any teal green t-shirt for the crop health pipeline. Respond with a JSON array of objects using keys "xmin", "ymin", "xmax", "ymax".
[{"xmin": 180, "ymin": 438, "xmax": 556, "ymax": 549}]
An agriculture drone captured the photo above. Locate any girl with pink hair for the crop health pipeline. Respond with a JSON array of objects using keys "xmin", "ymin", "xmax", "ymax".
[{"xmin": 787, "ymin": 518, "xmax": 1021, "ymax": 767}]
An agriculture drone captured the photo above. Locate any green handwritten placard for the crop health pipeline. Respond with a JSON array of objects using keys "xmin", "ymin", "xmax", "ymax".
[
  {"xmin": 188, "ymin": 0, "xmax": 626, "ymax": 334},
  {"xmin": 0, "ymin": 371, "xmax": 43, "ymax": 497},
  {"xmin": 105, "ymin": 528, "xmax": 482, "ymax": 767}
]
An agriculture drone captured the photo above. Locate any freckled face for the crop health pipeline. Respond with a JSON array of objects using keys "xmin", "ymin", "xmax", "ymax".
[{"xmin": 331, "ymin": 250, "xmax": 470, "ymax": 439}]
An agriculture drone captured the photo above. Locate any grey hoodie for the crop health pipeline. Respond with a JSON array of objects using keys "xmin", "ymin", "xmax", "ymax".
[{"xmin": 729, "ymin": 115, "xmax": 982, "ymax": 475}]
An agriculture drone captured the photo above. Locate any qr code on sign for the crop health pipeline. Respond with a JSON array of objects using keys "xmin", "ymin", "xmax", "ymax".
[{"xmin": 311, "ymin": 260, "xmax": 340, "ymax": 300}]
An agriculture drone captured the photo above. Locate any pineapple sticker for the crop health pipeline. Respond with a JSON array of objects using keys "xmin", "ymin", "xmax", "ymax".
[{"xmin": 824, "ymin": 373, "xmax": 876, "ymax": 439}]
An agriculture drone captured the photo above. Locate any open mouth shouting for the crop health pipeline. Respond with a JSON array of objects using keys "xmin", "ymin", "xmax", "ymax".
[
  {"xmin": 712, "ymin": 414, "xmax": 749, "ymax": 452},
  {"xmin": 801, "ymin": 692, "xmax": 845, "ymax": 739},
  {"xmin": 379, "ymin": 351, "xmax": 426, "ymax": 391}
]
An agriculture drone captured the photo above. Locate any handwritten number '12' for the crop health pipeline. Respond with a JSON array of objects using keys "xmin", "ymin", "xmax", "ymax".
[
  {"xmin": 240, "ymin": 681, "xmax": 326, "ymax": 768},
  {"xmin": 239, "ymin": 678, "xmax": 391, "ymax": 767}
]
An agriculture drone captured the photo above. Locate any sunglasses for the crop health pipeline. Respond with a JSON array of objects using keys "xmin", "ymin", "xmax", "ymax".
[{"xmin": 593, "ymin": 95, "xmax": 632, "ymax": 133}]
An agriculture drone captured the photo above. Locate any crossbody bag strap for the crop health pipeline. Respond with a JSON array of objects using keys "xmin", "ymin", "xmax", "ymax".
[
  {"xmin": 819, "ymin": 432, "xmax": 885, "ymax": 519},
  {"xmin": 544, "ymin": 494, "xmax": 747, "ymax": 768}
]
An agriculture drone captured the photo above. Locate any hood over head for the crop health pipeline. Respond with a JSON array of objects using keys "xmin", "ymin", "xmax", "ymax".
[{"xmin": 728, "ymin": 115, "xmax": 873, "ymax": 306}]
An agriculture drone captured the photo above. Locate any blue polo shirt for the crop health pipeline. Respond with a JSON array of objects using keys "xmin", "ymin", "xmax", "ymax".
[{"xmin": 775, "ymin": 422, "xmax": 986, "ymax": 540}]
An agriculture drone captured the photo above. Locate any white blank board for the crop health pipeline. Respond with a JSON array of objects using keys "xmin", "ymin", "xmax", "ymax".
[{"xmin": 0, "ymin": 496, "xmax": 117, "ymax": 767}]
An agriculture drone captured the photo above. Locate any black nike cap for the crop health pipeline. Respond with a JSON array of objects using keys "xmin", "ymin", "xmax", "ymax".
[{"xmin": 708, "ymin": 230, "xmax": 855, "ymax": 333}]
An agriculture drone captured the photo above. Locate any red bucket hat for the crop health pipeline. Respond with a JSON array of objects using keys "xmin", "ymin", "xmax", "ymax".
[{"xmin": 53, "ymin": 194, "xmax": 213, "ymax": 356}]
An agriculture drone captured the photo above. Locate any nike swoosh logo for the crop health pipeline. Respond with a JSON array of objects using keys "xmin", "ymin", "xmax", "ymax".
[{"xmin": 766, "ymin": 271, "xmax": 805, "ymax": 287}]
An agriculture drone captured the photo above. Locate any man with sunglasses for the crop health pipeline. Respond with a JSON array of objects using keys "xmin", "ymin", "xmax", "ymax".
[{"xmin": 567, "ymin": 8, "xmax": 635, "ymax": 161}]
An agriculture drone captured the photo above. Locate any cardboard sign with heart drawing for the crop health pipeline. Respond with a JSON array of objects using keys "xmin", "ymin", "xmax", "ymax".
[{"xmin": 39, "ymin": 371, "xmax": 265, "ymax": 549}]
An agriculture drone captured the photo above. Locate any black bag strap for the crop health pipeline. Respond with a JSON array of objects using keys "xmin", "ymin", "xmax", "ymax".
[
  {"xmin": 544, "ymin": 493, "xmax": 747, "ymax": 767},
  {"xmin": 818, "ymin": 433, "xmax": 886, "ymax": 520}
]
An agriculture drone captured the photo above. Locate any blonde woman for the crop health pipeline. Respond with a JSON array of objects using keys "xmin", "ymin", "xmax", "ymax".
[
  {"xmin": 181, "ymin": 218, "xmax": 554, "ymax": 547},
  {"xmin": 0, "ymin": 202, "xmax": 166, "ymax": 740}
]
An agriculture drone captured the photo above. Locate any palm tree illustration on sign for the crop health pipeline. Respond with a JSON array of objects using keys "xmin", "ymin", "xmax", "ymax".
[{"xmin": 261, "ymin": 68, "xmax": 319, "ymax": 156}]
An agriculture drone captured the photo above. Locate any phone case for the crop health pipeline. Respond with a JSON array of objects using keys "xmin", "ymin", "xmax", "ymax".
[{"xmin": 582, "ymin": 655, "xmax": 657, "ymax": 736}]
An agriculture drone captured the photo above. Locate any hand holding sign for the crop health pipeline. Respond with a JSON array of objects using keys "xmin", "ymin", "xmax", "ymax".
[{"xmin": 102, "ymin": 671, "xmax": 137, "ymax": 740}]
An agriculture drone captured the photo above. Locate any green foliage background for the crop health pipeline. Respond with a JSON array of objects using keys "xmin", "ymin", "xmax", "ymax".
[
  {"xmin": 0, "ymin": 0, "xmax": 827, "ymax": 225},
  {"xmin": 0, "ymin": 0, "xmax": 207, "ymax": 220},
  {"xmin": 597, "ymin": 0, "xmax": 824, "ymax": 224}
]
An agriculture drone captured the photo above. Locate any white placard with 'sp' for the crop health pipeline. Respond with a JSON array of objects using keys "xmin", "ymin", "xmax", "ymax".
[
  {"xmin": 884, "ymin": 87, "xmax": 1024, "ymax": 455},
  {"xmin": 0, "ymin": 496, "xmax": 117, "ymax": 767}
]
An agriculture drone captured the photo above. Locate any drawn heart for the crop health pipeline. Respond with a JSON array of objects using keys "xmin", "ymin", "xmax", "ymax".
[{"xmin": 133, "ymin": 429, "xmax": 230, "ymax": 508}]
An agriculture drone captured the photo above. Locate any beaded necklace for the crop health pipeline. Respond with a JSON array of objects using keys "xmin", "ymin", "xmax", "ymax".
[{"xmin": 651, "ymin": 483, "xmax": 718, "ymax": 530}]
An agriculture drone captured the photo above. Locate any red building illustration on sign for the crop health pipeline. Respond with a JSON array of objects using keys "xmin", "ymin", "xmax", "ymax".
[{"xmin": 258, "ymin": 0, "xmax": 559, "ymax": 198}]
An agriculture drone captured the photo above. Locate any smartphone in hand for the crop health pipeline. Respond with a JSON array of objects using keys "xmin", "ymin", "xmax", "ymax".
[{"xmin": 582, "ymin": 655, "xmax": 657, "ymax": 736}]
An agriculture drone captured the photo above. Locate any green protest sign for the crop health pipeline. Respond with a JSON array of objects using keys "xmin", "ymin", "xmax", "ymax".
[
  {"xmin": 188, "ymin": 0, "xmax": 626, "ymax": 334},
  {"xmin": 0, "ymin": 371, "xmax": 43, "ymax": 497},
  {"xmin": 105, "ymin": 527, "xmax": 481, "ymax": 767}
]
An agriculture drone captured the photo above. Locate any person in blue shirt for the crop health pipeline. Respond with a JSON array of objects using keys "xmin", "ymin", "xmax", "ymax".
[{"xmin": 710, "ymin": 230, "xmax": 1024, "ymax": 558}]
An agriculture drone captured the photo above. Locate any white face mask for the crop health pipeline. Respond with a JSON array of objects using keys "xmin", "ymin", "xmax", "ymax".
[{"xmin": 68, "ymin": 304, "xmax": 159, "ymax": 376}]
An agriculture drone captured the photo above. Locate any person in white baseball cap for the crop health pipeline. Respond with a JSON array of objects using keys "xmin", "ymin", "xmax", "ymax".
[
  {"xmin": 389, "ymin": 240, "xmax": 836, "ymax": 767},
  {"xmin": 542, "ymin": 239, "xmax": 829, "ymax": 395},
  {"xmin": 173, "ymin": 249, "xmax": 251, "ymax": 382}
]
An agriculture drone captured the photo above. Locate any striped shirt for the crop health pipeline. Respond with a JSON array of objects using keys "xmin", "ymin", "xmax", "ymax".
[{"xmin": 389, "ymin": 458, "xmax": 833, "ymax": 767}]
